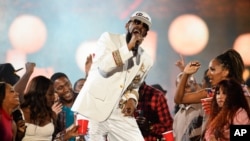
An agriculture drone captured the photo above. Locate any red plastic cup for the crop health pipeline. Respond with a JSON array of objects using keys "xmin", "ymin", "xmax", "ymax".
[
  {"xmin": 201, "ymin": 97, "xmax": 213, "ymax": 115},
  {"xmin": 77, "ymin": 119, "xmax": 88, "ymax": 135},
  {"xmin": 162, "ymin": 130, "xmax": 174, "ymax": 141}
]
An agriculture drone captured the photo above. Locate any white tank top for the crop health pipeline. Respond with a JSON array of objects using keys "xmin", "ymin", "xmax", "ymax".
[{"xmin": 20, "ymin": 109, "xmax": 55, "ymax": 141}]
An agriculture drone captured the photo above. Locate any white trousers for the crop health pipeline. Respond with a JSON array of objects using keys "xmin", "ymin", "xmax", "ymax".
[{"xmin": 88, "ymin": 107, "xmax": 144, "ymax": 141}]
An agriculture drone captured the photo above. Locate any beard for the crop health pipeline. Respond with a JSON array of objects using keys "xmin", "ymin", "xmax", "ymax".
[{"xmin": 126, "ymin": 31, "xmax": 132, "ymax": 44}]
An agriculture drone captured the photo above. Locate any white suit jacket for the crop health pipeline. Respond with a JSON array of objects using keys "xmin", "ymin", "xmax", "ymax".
[{"xmin": 72, "ymin": 32, "xmax": 153, "ymax": 122}]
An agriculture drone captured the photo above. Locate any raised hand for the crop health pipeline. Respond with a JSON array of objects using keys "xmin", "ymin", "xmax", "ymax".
[
  {"xmin": 175, "ymin": 54, "xmax": 185, "ymax": 72},
  {"xmin": 183, "ymin": 61, "xmax": 201, "ymax": 75},
  {"xmin": 25, "ymin": 62, "xmax": 36, "ymax": 74},
  {"xmin": 85, "ymin": 54, "xmax": 93, "ymax": 77}
]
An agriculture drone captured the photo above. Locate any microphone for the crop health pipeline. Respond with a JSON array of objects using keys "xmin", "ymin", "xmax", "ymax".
[{"xmin": 132, "ymin": 41, "xmax": 139, "ymax": 56}]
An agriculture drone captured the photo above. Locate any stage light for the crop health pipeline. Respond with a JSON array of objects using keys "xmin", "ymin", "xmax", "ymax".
[
  {"xmin": 75, "ymin": 41, "xmax": 97, "ymax": 72},
  {"xmin": 168, "ymin": 14, "xmax": 209, "ymax": 56},
  {"xmin": 8, "ymin": 14, "xmax": 47, "ymax": 54},
  {"xmin": 233, "ymin": 33, "xmax": 250, "ymax": 66}
]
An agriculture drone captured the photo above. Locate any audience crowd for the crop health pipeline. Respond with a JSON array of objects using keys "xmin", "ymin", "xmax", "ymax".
[{"xmin": 1, "ymin": 10, "xmax": 250, "ymax": 141}]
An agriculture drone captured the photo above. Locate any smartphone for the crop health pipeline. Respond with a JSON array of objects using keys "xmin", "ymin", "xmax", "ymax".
[{"xmin": 13, "ymin": 109, "xmax": 23, "ymax": 122}]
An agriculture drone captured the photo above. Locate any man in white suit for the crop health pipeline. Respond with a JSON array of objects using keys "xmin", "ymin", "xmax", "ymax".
[{"xmin": 72, "ymin": 11, "xmax": 153, "ymax": 141}]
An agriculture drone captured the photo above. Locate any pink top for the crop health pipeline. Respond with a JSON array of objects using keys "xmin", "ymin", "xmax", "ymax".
[{"xmin": 204, "ymin": 108, "xmax": 250, "ymax": 141}]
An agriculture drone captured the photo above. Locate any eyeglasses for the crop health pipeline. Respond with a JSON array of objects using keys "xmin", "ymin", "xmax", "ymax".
[{"xmin": 132, "ymin": 19, "xmax": 149, "ymax": 31}]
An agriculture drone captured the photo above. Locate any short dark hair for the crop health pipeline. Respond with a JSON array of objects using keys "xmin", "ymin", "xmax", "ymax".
[
  {"xmin": 151, "ymin": 84, "xmax": 167, "ymax": 94},
  {"xmin": 50, "ymin": 72, "xmax": 68, "ymax": 82},
  {"xmin": 0, "ymin": 82, "xmax": 6, "ymax": 107},
  {"xmin": 73, "ymin": 78, "xmax": 86, "ymax": 90}
]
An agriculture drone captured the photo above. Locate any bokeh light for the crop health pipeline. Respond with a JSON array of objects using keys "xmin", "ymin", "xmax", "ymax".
[
  {"xmin": 141, "ymin": 31, "xmax": 157, "ymax": 62},
  {"xmin": 8, "ymin": 14, "xmax": 47, "ymax": 54},
  {"xmin": 75, "ymin": 41, "xmax": 97, "ymax": 72},
  {"xmin": 168, "ymin": 14, "xmax": 209, "ymax": 55},
  {"xmin": 243, "ymin": 68, "xmax": 250, "ymax": 81},
  {"xmin": 6, "ymin": 49, "xmax": 27, "ymax": 77},
  {"xmin": 233, "ymin": 33, "xmax": 250, "ymax": 66}
]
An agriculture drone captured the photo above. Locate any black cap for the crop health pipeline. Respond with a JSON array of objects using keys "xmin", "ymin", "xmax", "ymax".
[
  {"xmin": 151, "ymin": 84, "xmax": 167, "ymax": 94},
  {"xmin": 0, "ymin": 63, "xmax": 22, "ymax": 85}
]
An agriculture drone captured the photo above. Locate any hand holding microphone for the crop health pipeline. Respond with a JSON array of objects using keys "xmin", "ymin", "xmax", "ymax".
[{"xmin": 129, "ymin": 32, "xmax": 143, "ymax": 55}]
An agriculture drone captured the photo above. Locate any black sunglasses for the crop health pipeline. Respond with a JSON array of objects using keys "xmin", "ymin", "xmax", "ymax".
[{"xmin": 133, "ymin": 19, "xmax": 149, "ymax": 30}]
